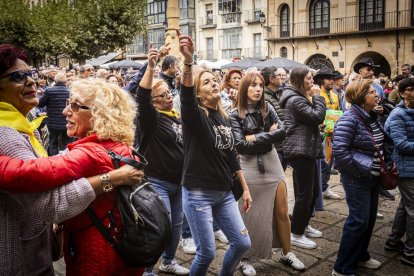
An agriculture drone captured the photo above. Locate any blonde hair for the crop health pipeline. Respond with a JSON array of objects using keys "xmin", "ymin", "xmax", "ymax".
[
  {"xmin": 345, "ymin": 79, "xmax": 373, "ymax": 106},
  {"xmin": 71, "ymin": 79, "xmax": 137, "ymax": 146},
  {"xmin": 194, "ymin": 69, "xmax": 228, "ymax": 119}
]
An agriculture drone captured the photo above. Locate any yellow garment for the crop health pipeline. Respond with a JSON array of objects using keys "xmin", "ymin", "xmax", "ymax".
[
  {"xmin": 0, "ymin": 102, "xmax": 47, "ymax": 157},
  {"xmin": 320, "ymin": 88, "xmax": 340, "ymax": 110},
  {"xmin": 157, "ymin": 108, "xmax": 180, "ymax": 119}
]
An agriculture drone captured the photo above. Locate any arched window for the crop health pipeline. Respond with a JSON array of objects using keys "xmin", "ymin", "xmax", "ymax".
[
  {"xmin": 359, "ymin": 0, "xmax": 385, "ymax": 31},
  {"xmin": 310, "ymin": 0, "xmax": 330, "ymax": 35},
  {"xmin": 280, "ymin": 5, "xmax": 290, "ymax": 38},
  {"xmin": 306, "ymin": 54, "xmax": 334, "ymax": 70},
  {"xmin": 280, "ymin": 47, "xmax": 288, "ymax": 58}
]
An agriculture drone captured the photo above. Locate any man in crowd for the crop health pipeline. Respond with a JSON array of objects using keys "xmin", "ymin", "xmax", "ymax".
[
  {"xmin": 332, "ymin": 71, "xmax": 346, "ymax": 112},
  {"xmin": 37, "ymin": 73, "xmax": 73, "ymax": 155},
  {"xmin": 314, "ymin": 68, "xmax": 341, "ymax": 200},
  {"xmin": 46, "ymin": 65, "xmax": 57, "ymax": 87},
  {"xmin": 160, "ymin": 55, "xmax": 180, "ymax": 96},
  {"xmin": 79, "ymin": 64, "xmax": 95, "ymax": 79},
  {"xmin": 96, "ymin": 68, "xmax": 109, "ymax": 79},
  {"xmin": 401, "ymin": 63, "xmax": 413, "ymax": 79}
]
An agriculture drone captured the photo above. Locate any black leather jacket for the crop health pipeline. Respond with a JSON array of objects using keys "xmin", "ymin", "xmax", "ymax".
[{"xmin": 230, "ymin": 102, "xmax": 286, "ymax": 155}]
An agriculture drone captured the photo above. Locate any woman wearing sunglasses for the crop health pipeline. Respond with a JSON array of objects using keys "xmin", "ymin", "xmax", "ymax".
[
  {"xmin": 135, "ymin": 44, "xmax": 190, "ymax": 275},
  {"xmin": 0, "ymin": 44, "xmax": 145, "ymax": 276}
]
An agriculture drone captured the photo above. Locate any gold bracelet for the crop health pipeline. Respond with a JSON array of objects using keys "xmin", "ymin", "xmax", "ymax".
[
  {"xmin": 147, "ymin": 66, "xmax": 155, "ymax": 71},
  {"xmin": 183, "ymin": 61, "xmax": 194, "ymax": 66},
  {"xmin": 100, "ymin": 173, "xmax": 113, "ymax": 192}
]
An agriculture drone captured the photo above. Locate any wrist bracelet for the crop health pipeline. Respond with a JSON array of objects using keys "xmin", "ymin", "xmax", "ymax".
[
  {"xmin": 100, "ymin": 173, "xmax": 113, "ymax": 192},
  {"xmin": 183, "ymin": 61, "xmax": 194, "ymax": 66},
  {"xmin": 147, "ymin": 66, "xmax": 155, "ymax": 71}
]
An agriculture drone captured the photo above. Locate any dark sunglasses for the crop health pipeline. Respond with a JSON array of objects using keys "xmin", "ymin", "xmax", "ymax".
[
  {"xmin": 152, "ymin": 91, "xmax": 172, "ymax": 100},
  {"xmin": 66, "ymin": 99, "xmax": 90, "ymax": 112},
  {"xmin": 0, "ymin": 71, "xmax": 33, "ymax": 84}
]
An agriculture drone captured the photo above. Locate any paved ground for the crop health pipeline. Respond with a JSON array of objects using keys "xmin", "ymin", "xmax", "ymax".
[{"xmin": 54, "ymin": 168, "xmax": 413, "ymax": 275}]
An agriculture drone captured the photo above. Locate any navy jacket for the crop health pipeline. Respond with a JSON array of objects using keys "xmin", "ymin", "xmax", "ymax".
[
  {"xmin": 333, "ymin": 104, "xmax": 392, "ymax": 178},
  {"xmin": 385, "ymin": 102, "xmax": 414, "ymax": 178},
  {"xmin": 38, "ymin": 83, "xmax": 70, "ymax": 130}
]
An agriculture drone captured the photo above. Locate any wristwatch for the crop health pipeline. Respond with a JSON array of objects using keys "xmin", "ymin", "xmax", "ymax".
[{"xmin": 100, "ymin": 173, "xmax": 113, "ymax": 192}]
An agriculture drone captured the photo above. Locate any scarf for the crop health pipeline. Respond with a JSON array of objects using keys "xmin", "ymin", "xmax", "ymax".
[
  {"xmin": 157, "ymin": 108, "xmax": 180, "ymax": 119},
  {"xmin": 0, "ymin": 102, "xmax": 47, "ymax": 157}
]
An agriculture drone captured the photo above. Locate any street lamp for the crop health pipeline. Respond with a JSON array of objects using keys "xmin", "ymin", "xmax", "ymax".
[{"xmin": 259, "ymin": 11, "xmax": 271, "ymax": 31}]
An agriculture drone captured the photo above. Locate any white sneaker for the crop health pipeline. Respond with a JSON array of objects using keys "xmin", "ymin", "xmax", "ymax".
[
  {"xmin": 181, "ymin": 238, "xmax": 196, "ymax": 255},
  {"xmin": 332, "ymin": 269, "xmax": 355, "ymax": 276},
  {"xmin": 159, "ymin": 260, "xmax": 190, "ymax": 275},
  {"xmin": 240, "ymin": 261, "xmax": 256, "ymax": 276},
  {"xmin": 323, "ymin": 189, "xmax": 341, "ymax": 200},
  {"xmin": 358, "ymin": 258, "xmax": 381, "ymax": 269},
  {"xmin": 214, "ymin": 230, "xmax": 229, "ymax": 244},
  {"xmin": 376, "ymin": 212, "xmax": 384, "ymax": 219},
  {"xmin": 280, "ymin": 252, "xmax": 305, "ymax": 271},
  {"xmin": 291, "ymin": 234, "xmax": 317, "ymax": 249},
  {"xmin": 304, "ymin": 225, "xmax": 323, "ymax": 238}
]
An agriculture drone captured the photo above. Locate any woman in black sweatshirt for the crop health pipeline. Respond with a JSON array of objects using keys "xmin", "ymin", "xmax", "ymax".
[
  {"xmin": 136, "ymin": 44, "xmax": 189, "ymax": 275},
  {"xmin": 178, "ymin": 32, "xmax": 252, "ymax": 275}
]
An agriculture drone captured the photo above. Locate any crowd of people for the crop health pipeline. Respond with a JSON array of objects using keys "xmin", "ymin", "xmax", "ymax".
[{"xmin": 0, "ymin": 31, "xmax": 413, "ymax": 276}]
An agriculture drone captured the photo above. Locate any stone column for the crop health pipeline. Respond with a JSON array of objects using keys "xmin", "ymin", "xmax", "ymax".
[{"xmin": 165, "ymin": 0, "xmax": 183, "ymax": 61}]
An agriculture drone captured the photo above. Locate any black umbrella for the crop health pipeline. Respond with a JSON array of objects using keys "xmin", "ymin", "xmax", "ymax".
[
  {"xmin": 221, "ymin": 58, "xmax": 262, "ymax": 70},
  {"xmin": 256, "ymin": 57, "xmax": 308, "ymax": 70},
  {"xmin": 109, "ymin": 60, "xmax": 144, "ymax": 69}
]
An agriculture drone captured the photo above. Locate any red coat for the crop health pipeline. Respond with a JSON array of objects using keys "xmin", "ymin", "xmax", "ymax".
[{"xmin": 1, "ymin": 134, "xmax": 144, "ymax": 275}]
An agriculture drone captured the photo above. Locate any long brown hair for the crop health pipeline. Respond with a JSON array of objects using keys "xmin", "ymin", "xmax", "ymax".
[
  {"xmin": 221, "ymin": 68, "xmax": 243, "ymax": 91},
  {"xmin": 194, "ymin": 69, "xmax": 228, "ymax": 119},
  {"xmin": 235, "ymin": 71, "xmax": 267, "ymax": 119},
  {"xmin": 289, "ymin": 67, "xmax": 311, "ymax": 94}
]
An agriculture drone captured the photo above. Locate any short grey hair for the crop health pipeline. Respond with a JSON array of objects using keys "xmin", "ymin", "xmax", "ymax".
[{"xmin": 54, "ymin": 72, "xmax": 67, "ymax": 84}]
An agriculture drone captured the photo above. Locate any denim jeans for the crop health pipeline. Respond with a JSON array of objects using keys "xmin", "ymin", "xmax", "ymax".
[
  {"xmin": 148, "ymin": 177, "xmax": 183, "ymax": 264},
  {"xmin": 183, "ymin": 187, "xmax": 251, "ymax": 276},
  {"xmin": 321, "ymin": 157, "xmax": 334, "ymax": 192},
  {"xmin": 334, "ymin": 173, "xmax": 379, "ymax": 275},
  {"xmin": 388, "ymin": 178, "xmax": 414, "ymax": 255},
  {"xmin": 182, "ymin": 214, "xmax": 220, "ymax": 239}
]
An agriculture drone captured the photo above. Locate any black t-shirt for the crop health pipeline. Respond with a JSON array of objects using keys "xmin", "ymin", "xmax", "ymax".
[
  {"xmin": 180, "ymin": 85, "xmax": 240, "ymax": 191},
  {"xmin": 136, "ymin": 86, "xmax": 183, "ymax": 184}
]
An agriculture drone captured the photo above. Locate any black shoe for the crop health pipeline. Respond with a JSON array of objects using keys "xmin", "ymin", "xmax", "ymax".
[
  {"xmin": 401, "ymin": 252, "xmax": 414, "ymax": 267},
  {"xmin": 379, "ymin": 189, "xmax": 395, "ymax": 201},
  {"xmin": 331, "ymin": 168, "xmax": 339, "ymax": 175},
  {"xmin": 384, "ymin": 240, "xmax": 405, "ymax": 252}
]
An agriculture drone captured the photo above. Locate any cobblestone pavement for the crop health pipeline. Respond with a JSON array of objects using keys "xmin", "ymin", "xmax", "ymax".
[{"xmin": 54, "ymin": 168, "xmax": 413, "ymax": 275}]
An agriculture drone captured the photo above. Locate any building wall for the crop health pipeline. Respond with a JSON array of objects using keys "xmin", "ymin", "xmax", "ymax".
[{"xmin": 268, "ymin": 0, "xmax": 414, "ymax": 77}]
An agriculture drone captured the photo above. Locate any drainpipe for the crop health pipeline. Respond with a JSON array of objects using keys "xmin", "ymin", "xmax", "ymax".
[
  {"xmin": 395, "ymin": 0, "xmax": 400, "ymax": 76},
  {"xmin": 292, "ymin": 0, "xmax": 295, "ymax": 60}
]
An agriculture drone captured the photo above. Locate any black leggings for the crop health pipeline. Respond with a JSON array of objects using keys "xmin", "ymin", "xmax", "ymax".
[{"xmin": 288, "ymin": 157, "xmax": 320, "ymax": 235}]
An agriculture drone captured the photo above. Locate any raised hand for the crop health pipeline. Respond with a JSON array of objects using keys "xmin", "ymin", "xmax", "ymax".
[
  {"xmin": 147, "ymin": 43, "xmax": 159, "ymax": 69},
  {"xmin": 158, "ymin": 42, "xmax": 171, "ymax": 60},
  {"xmin": 177, "ymin": 30, "xmax": 194, "ymax": 63}
]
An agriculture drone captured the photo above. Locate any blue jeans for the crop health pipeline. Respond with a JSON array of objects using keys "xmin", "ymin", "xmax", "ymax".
[
  {"xmin": 148, "ymin": 177, "xmax": 183, "ymax": 264},
  {"xmin": 183, "ymin": 187, "xmax": 251, "ymax": 276},
  {"xmin": 182, "ymin": 214, "xmax": 221, "ymax": 239},
  {"xmin": 334, "ymin": 173, "xmax": 379, "ymax": 275}
]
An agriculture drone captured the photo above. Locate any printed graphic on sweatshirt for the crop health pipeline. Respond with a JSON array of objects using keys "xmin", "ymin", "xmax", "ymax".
[
  {"xmin": 213, "ymin": 125, "xmax": 234, "ymax": 150},
  {"xmin": 172, "ymin": 122, "xmax": 183, "ymax": 144}
]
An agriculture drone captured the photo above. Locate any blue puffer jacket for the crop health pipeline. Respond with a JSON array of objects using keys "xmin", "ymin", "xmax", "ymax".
[
  {"xmin": 38, "ymin": 83, "xmax": 70, "ymax": 130},
  {"xmin": 333, "ymin": 104, "xmax": 392, "ymax": 178},
  {"xmin": 385, "ymin": 102, "xmax": 414, "ymax": 178}
]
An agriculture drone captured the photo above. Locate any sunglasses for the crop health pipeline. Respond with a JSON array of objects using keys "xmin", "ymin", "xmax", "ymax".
[
  {"xmin": 152, "ymin": 91, "xmax": 172, "ymax": 100},
  {"xmin": 66, "ymin": 99, "xmax": 90, "ymax": 112},
  {"xmin": 0, "ymin": 71, "xmax": 33, "ymax": 84}
]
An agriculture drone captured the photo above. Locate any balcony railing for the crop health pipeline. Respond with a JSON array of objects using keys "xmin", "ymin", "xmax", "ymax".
[
  {"xmin": 244, "ymin": 9, "xmax": 262, "ymax": 23},
  {"xmin": 198, "ymin": 50, "xmax": 218, "ymax": 61},
  {"xmin": 200, "ymin": 15, "xmax": 217, "ymax": 28},
  {"xmin": 268, "ymin": 10, "xmax": 414, "ymax": 40},
  {"xmin": 222, "ymin": 13, "xmax": 241, "ymax": 24},
  {"xmin": 219, "ymin": 34, "xmax": 243, "ymax": 50},
  {"xmin": 243, "ymin": 47, "xmax": 268, "ymax": 60}
]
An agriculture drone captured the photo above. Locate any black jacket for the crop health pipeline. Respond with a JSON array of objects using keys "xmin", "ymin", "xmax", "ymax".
[
  {"xmin": 264, "ymin": 86, "xmax": 285, "ymax": 152},
  {"xmin": 230, "ymin": 102, "xmax": 285, "ymax": 155},
  {"xmin": 159, "ymin": 71, "xmax": 177, "ymax": 95},
  {"xmin": 279, "ymin": 85, "xmax": 326, "ymax": 159},
  {"xmin": 38, "ymin": 83, "xmax": 70, "ymax": 130}
]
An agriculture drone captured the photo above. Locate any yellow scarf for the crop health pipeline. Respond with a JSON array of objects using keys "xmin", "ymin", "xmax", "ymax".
[
  {"xmin": 157, "ymin": 108, "xmax": 180, "ymax": 119},
  {"xmin": 0, "ymin": 102, "xmax": 48, "ymax": 157}
]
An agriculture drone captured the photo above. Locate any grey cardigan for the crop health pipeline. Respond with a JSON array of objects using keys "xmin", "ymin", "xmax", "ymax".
[{"xmin": 0, "ymin": 126, "xmax": 96, "ymax": 276}]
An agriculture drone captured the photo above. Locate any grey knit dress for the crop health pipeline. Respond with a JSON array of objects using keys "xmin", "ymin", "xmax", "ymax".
[{"xmin": 239, "ymin": 147, "xmax": 285, "ymax": 260}]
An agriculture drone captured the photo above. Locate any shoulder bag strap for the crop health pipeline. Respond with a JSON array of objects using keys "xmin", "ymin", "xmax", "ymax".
[{"xmin": 85, "ymin": 208, "xmax": 119, "ymax": 248}]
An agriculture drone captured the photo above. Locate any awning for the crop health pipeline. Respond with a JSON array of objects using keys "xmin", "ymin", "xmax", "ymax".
[{"xmin": 86, "ymin": 52, "xmax": 123, "ymax": 67}]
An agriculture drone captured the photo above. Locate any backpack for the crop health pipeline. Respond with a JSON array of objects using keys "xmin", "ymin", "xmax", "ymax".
[{"xmin": 86, "ymin": 148, "xmax": 172, "ymax": 267}]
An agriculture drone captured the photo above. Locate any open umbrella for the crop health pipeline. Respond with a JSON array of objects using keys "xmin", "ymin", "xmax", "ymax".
[
  {"xmin": 197, "ymin": 59, "xmax": 215, "ymax": 69},
  {"xmin": 210, "ymin": 59, "xmax": 233, "ymax": 69},
  {"xmin": 256, "ymin": 57, "xmax": 308, "ymax": 70},
  {"xmin": 109, "ymin": 60, "xmax": 143, "ymax": 69},
  {"xmin": 221, "ymin": 58, "xmax": 261, "ymax": 70}
]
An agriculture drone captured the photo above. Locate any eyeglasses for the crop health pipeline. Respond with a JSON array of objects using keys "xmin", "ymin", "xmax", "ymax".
[
  {"xmin": 152, "ymin": 91, "xmax": 172, "ymax": 100},
  {"xmin": 66, "ymin": 99, "xmax": 90, "ymax": 112},
  {"xmin": 0, "ymin": 71, "xmax": 33, "ymax": 84}
]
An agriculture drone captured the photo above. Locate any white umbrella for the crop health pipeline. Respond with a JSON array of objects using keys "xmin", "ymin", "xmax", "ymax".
[
  {"xmin": 100, "ymin": 61, "xmax": 118, "ymax": 69},
  {"xmin": 197, "ymin": 59, "xmax": 215, "ymax": 69},
  {"xmin": 211, "ymin": 59, "xmax": 233, "ymax": 69}
]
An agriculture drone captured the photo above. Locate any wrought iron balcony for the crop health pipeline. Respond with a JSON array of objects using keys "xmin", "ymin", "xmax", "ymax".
[
  {"xmin": 200, "ymin": 15, "xmax": 217, "ymax": 29},
  {"xmin": 244, "ymin": 9, "xmax": 263, "ymax": 24},
  {"xmin": 222, "ymin": 13, "xmax": 241, "ymax": 25},
  {"xmin": 267, "ymin": 10, "xmax": 414, "ymax": 40}
]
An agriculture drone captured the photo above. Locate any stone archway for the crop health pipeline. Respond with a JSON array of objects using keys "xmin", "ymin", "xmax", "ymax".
[
  {"xmin": 351, "ymin": 51, "xmax": 391, "ymax": 77},
  {"xmin": 305, "ymin": 54, "xmax": 335, "ymax": 70}
]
